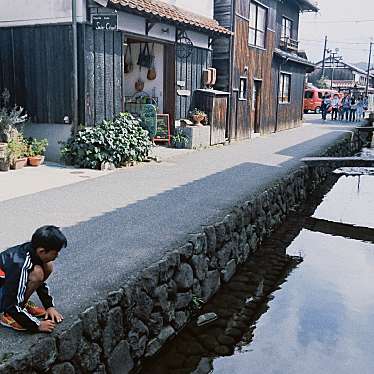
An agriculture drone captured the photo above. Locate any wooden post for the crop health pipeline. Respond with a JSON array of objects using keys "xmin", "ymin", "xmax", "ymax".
[{"xmin": 72, "ymin": 0, "xmax": 79, "ymax": 133}]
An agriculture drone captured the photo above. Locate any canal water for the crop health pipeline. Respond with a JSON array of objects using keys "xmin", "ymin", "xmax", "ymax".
[{"xmin": 140, "ymin": 161, "xmax": 374, "ymax": 374}]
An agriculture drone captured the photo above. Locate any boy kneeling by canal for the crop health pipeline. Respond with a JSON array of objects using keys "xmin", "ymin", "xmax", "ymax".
[{"xmin": 0, "ymin": 225, "xmax": 66, "ymax": 333}]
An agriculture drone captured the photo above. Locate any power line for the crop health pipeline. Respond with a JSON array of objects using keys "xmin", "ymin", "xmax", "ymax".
[
  {"xmin": 300, "ymin": 39, "xmax": 369, "ymax": 45},
  {"xmin": 303, "ymin": 19, "xmax": 374, "ymax": 24}
]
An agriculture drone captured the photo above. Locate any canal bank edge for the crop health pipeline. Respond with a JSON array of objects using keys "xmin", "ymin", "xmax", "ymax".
[{"xmin": 0, "ymin": 132, "xmax": 362, "ymax": 374}]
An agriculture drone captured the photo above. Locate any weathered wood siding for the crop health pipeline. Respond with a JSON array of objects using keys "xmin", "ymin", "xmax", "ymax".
[
  {"xmin": 273, "ymin": 59, "xmax": 305, "ymax": 131},
  {"xmin": 275, "ymin": 0, "xmax": 300, "ymax": 46},
  {"xmin": 0, "ymin": 25, "xmax": 73, "ymax": 123},
  {"xmin": 231, "ymin": 0, "xmax": 277, "ymax": 139},
  {"xmin": 82, "ymin": 25, "xmax": 125, "ymax": 126},
  {"xmin": 175, "ymin": 47, "xmax": 212, "ymax": 120},
  {"xmin": 214, "ymin": 0, "xmax": 309, "ymax": 139},
  {"xmin": 213, "ymin": 0, "xmax": 233, "ymax": 91}
]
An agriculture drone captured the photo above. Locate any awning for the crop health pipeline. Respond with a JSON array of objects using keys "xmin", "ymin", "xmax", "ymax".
[
  {"xmin": 108, "ymin": 0, "xmax": 232, "ymax": 35},
  {"xmin": 274, "ymin": 48, "xmax": 315, "ymax": 72}
]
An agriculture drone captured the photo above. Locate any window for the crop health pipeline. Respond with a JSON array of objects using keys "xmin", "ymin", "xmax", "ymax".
[
  {"xmin": 249, "ymin": 2, "xmax": 267, "ymax": 48},
  {"xmin": 239, "ymin": 77, "xmax": 248, "ymax": 100},
  {"xmin": 279, "ymin": 73, "xmax": 291, "ymax": 103},
  {"xmin": 281, "ymin": 17, "xmax": 292, "ymax": 39},
  {"xmin": 318, "ymin": 92, "xmax": 323, "ymax": 99},
  {"xmin": 304, "ymin": 91, "xmax": 313, "ymax": 99}
]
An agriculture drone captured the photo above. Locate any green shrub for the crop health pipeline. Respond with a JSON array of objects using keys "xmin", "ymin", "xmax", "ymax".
[
  {"xmin": 7, "ymin": 134, "xmax": 27, "ymax": 163},
  {"xmin": 60, "ymin": 113, "xmax": 153, "ymax": 169},
  {"xmin": 28, "ymin": 138, "xmax": 48, "ymax": 157}
]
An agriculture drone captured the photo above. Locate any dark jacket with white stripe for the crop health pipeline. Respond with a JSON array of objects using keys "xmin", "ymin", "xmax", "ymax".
[{"xmin": 0, "ymin": 242, "xmax": 54, "ymax": 331}]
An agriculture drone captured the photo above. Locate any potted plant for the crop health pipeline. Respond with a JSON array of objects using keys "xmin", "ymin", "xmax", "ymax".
[
  {"xmin": 171, "ymin": 130, "xmax": 189, "ymax": 149},
  {"xmin": 189, "ymin": 108, "xmax": 207, "ymax": 126},
  {"xmin": 28, "ymin": 138, "xmax": 48, "ymax": 166},
  {"xmin": 0, "ymin": 89, "xmax": 28, "ymax": 143},
  {"xmin": 7, "ymin": 134, "xmax": 27, "ymax": 170}
]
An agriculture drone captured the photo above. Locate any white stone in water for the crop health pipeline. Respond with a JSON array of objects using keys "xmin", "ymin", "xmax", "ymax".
[{"xmin": 197, "ymin": 312, "xmax": 218, "ymax": 327}]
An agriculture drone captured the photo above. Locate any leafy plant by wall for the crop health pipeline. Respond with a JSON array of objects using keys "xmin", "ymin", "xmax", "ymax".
[{"xmin": 60, "ymin": 113, "xmax": 153, "ymax": 169}]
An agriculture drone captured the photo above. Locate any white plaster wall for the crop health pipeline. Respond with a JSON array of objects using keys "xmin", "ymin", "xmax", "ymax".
[
  {"xmin": 148, "ymin": 23, "xmax": 176, "ymax": 43},
  {"xmin": 117, "ymin": 11, "xmax": 145, "ymax": 35},
  {"xmin": 123, "ymin": 43, "xmax": 164, "ymax": 112},
  {"xmin": 0, "ymin": 0, "xmax": 86, "ymax": 26},
  {"xmin": 185, "ymin": 30, "xmax": 210, "ymax": 49},
  {"xmin": 161, "ymin": 0, "xmax": 213, "ymax": 19}
]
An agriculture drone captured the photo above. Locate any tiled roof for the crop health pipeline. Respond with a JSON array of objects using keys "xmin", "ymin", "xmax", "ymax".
[
  {"xmin": 109, "ymin": 0, "xmax": 232, "ymax": 35},
  {"xmin": 297, "ymin": 0, "xmax": 319, "ymax": 12}
]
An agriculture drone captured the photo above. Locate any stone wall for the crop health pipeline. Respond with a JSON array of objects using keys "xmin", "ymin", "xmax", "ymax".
[{"xmin": 0, "ymin": 133, "xmax": 361, "ymax": 374}]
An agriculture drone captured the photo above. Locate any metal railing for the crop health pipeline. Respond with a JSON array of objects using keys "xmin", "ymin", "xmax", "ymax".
[{"xmin": 280, "ymin": 36, "xmax": 299, "ymax": 52}]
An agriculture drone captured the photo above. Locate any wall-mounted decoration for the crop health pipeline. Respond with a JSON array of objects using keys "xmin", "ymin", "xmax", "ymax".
[{"xmin": 176, "ymin": 30, "xmax": 193, "ymax": 60}]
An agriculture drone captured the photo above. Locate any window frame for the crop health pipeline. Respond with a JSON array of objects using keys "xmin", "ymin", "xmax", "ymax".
[
  {"xmin": 239, "ymin": 76, "xmax": 248, "ymax": 101},
  {"xmin": 279, "ymin": 72, "xmax": 291, "ymax": 104},
  {"xmin": 249, "ymin": 1, "xmax": 268, "ymax": 49},
  {"xmin": 281, "ymin": 17, "xmax": 293, "ymax": 40}
]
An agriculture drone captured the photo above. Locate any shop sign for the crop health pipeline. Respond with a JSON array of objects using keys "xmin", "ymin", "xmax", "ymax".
[{"xmin": 92, "ymin": 14, "xmax": 118, "ymax": 31}]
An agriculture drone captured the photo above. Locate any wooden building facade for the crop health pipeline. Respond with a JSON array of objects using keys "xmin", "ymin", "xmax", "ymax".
[
  {"xmin": 213, "ymin": 0, "xmax": 317, "ymax": 140},
  {"xmin": 0, "ymin": 0, "xmax": 229, "ymax": 135}
]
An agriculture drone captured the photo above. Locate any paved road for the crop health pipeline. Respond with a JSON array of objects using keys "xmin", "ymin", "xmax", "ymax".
[{"xmin": 0, "ymin": 116, "xmax": 355, "ymax": 354}]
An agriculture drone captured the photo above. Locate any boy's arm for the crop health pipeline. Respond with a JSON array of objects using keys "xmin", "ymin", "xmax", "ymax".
[
  {"xmin": 2, "ymin": 262, "xmax": 41, "ymax": 332},
  {"xmin": 36, "ymin": 282, "xmax": 54, "ymax": 309}
]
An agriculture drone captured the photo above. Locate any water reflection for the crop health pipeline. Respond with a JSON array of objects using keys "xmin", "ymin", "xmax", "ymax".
[
  {"xmin": 314, "ymin": 173, "xmax": 374, "ymax": 229},
  {"xmin": 139, "ymin": 175, "xmax": 374, "ymax": 374},
  {"xmin": 212, "ymin": 230, "xmax": 374, "ymax": 374}
]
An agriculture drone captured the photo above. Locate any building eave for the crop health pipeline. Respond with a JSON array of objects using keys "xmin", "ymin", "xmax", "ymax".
[{"xmin": 104, "ymin": 0, "xmax": 232, "ymax": 36}]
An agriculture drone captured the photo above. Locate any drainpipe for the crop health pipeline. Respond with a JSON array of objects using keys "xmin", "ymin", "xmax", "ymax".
[
  {"xmin": 72, "ymin": 0, "xmax": 79, "ymax": 134},
  {"xmin": 228, "ymin": 0, "xmax": 236, "ymax": 142}
]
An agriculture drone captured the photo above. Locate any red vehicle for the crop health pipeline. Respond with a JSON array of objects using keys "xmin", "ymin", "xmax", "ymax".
[{"xmin": 304, "ymin": 88, "xmax": 341, "ymax": 114}]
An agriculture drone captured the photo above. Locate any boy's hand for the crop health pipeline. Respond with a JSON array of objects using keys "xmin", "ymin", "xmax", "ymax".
[
  {"xmin": 38, "ymin": 320, "xmax": 56, "ymax": 333},
  {"xmin": 45, "ymin": 307, "xmax": 64, "ymax": 323}
]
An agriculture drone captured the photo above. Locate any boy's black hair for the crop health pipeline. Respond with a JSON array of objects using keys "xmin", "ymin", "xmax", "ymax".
[{"xmin": 31, "ymin": 225, "xmax": 67, "ymax": 252}]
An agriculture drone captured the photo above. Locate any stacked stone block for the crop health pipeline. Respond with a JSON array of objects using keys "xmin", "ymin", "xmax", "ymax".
[{"xmin": 0, "ymin": 133, "xmax": 361, "ymax": 374}]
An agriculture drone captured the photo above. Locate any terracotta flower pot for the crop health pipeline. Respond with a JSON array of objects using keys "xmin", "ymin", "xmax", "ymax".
[
  {"xmin": 28, "ymin": 156, "xmax": 43, "ymax": 167},
  {"xmin": 192, "ymin": 114, "xmax": 205, "ymax": 126},
  {"xmin": 11, "ymin": 157, "xmax": 27, "ymax": 170}
]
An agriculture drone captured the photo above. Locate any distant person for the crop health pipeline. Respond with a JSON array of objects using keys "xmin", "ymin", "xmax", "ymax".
[
  {"xmin": 0, "ymin": 226, "xmax": 66, "ymax": 332},
  {"xmin": 331, "ymin": 94, "xmax": 340, "ymax": 121},
  {"xmin": 321, "ymin": 94, "xmax": 331, "ymax": 121},
  {"xmin": 341, "ymin": 94, "xmax": 351, "ymax": 121},
  {"xmin": 349, "ymin": 96, "xmax": 357, "ymax": 122},
  {"xmin": 363, "ymin": 96, "xmax": 369, "ymax": 119},
  {"xmin": 356, "ymin": 96, "xmax": 364, "ymax": 122}
]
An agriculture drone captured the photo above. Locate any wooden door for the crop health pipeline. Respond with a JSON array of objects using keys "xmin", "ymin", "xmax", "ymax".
[{"xmin": 252, "ymin": 80, "xmax": 262, "ymax": 133}]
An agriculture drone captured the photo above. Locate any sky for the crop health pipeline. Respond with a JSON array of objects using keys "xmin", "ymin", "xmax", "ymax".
[{"xmin": 299, "ymin": 0, "xmax": 374, "ymax": 65}]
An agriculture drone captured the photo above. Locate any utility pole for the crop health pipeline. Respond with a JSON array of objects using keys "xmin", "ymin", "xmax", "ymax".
[
  {"xmin": 321, "ymin": 35, "xmax": 328, "ymax": 79},
  {"xmin": 365, "ymin": 41, "xmax": 373, "ymax": 96},
  {"xmin": 328, "ymin": 49, "xmax": 342, "ymax": 90},
  {"xmin": 72, "ymin": 0, "xmax": 79, "ymax": 134}
]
